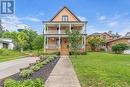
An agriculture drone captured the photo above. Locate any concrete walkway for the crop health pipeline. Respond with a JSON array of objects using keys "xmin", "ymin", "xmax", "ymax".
[
  {"xmin": 0, "ymin": 57, "xmax": 39, "ymax": 80},
  {"xmin": 45, "ymin": 56, "xmax": 81, "ymax": 87}
]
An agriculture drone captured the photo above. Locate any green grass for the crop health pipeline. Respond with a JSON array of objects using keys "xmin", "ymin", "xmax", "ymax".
[
  {"xmin": 0, "ymin": 49, "xmax": 29, "ymax": 62},
  {"xmin": 71, "ymin": 52, "xmax": 130, "ymax": 87},
  {"xmin": 0, "ymin": 55, "xmax": 27, "ymax": 62}
]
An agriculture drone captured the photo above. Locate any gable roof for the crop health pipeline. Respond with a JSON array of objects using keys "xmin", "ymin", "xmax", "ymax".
[
  {"xmin": 50, "ymin": 6, "xmax": 81, "ymax": 22},
  {"xmin": 107, "ymin": 32, "xmax": 130, "ymax": 43},
  {"xmin": 125, "ymin": 32, "xmax": 130, "ymax": 38}
]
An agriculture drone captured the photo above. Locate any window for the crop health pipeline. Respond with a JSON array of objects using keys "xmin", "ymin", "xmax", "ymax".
[
  {"xmin": 3, "ymin": 43, "xmax": 8, "ymax": 49},
  {"xmin": 103, "ymin": 35, "xmax": 106, "ymax": 39},
  {"xmin": 62, "ymin": 15, "xmax": 68, "ymax": 21}
]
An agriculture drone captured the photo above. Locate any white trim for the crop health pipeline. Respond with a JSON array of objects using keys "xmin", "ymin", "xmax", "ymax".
[
  {"xmin": 44, "ymin": 36, "xmax": 46, "ymax": 52},
  {"xmin": 84, "ymin": 35, "xmax": 86, "ymax": 51},
  {"xmin": 59, "ymin": 24, "xmax": 61, "ymax": 34},
  {"xmin": 44, "ymin": 22, "xmax": 85, "ymax": 25},
  {"xmin": 43, "ymin": 24, "xmax": 46, "ymax": 34},
  {"xmin": 69, "ymin": 24, "xmax": 72, "ymax": 32},
  {"xmin": 59, "ymin": 36, "xmax": 61, "ymax": 49}
]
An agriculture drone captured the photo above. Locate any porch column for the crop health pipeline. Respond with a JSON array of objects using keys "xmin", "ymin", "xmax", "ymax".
[
  {"xmin": 59, "ymin": 36, "xmax": 61, "ymax": 50},
  {"xmin": 47, "ymin": 37, "xmax": 48, "ymax": 47},
  {"xmin": 44, "ymin": 36, "xmax": 46, "ymax": 53},
  {"xmin": 82, "ymin": 36, "xmax": 84, "ymax": 45},
  {"xmin": 84, "ymin": 23, "xmax": 86, "ymax": 34},
  {"xmin": 59, "ymin": 24, "xmax": 61, "ymax": 34},
  {"xmin": 43, "ymin": 24, "xmax": 46, "ymax": 34},
  {"xmin": 84, "ymin": 35, "xmax": 86, "ymax": 51},
  {"xmin": 69, "ymin": 23, "xmax": 72, "ymax": 32}
]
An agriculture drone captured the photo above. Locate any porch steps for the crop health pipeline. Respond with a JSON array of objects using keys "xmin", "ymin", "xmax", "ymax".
[{"xmin": 60, "ymin": 50, "xmax": 69, "ymax": 55}]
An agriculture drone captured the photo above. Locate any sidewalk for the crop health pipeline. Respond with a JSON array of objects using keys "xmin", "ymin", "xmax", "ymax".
[
  {"xmin": 45, "ymin": 56, "xmax": 81, "ymax": 87},
  {"xmin": 0, "ymin": 57, "xmax": 39, "ymax": 80}
]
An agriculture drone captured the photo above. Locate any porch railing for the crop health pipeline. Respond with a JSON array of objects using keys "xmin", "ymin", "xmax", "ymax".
[
  {"xmin": 46, "ymin": 44, "xmax": 59, "ymax": 49},
  {"xmin": 45, "ymin": 30, "xmax": 85, "ymax": 34}
]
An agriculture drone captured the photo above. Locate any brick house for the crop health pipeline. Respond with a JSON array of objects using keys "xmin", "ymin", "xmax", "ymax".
[
  {"xmin": 43, "ymin": 6, "xmax": 87, "ymax": 55},
  {"xmin": 106, "ymin": 32, "xmax": 130, "ymax": 53},
  {"xmin": 88, "ymin": 31, "xmax": 121, "ymax": 51},
  {"xmin": 90, "ymin": 31, "xmax": 121, "ymax": 42}
]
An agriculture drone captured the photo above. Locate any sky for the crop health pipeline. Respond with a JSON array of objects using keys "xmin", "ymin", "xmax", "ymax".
[{"xmin": 1, "ymin": 0, "xmax": 130, "ymax": 35}]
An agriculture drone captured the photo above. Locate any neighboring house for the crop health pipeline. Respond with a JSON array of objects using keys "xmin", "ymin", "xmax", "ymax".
[
  {"xmin": 43, "ymin": 6, "xmax": 87, "ymax": 54},
  {"xmin": 0, "ymin": 38, "xmax": 14, "ymax": 50},
  {"xmin": 107, "ymin": 32, "xmax": 130, "ymax": 54},
  {"xmin": 88, "ymin": 31, "xmax": 121, "ymax": 51},
  {"xmin": 90, "ymin": 31, "xmax": 121, "ymax": 42}
]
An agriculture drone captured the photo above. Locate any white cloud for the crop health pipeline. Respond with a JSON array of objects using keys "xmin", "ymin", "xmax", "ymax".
[
  {"xmin": 2, "ymin": 16, "xmax": 22, "ymax": 31},
  {"xmin": 1, "ymin": 15, "xmax": 42, "ymax": 31},
  {"xmin": 38, "ymin": 12, "xmax": 44, "ymax": 16},
  {"xmin": 20, "ymin": 16, "xmax": 41, "ymax": 22},
  {"xmin": 98, "ymin": 16, "xmax": 106, "ymax": 21},
  {"xmin": 78, "ymin": 16, "xmax": 87, "ymax": 21},
  {"xmin": 107, "ymin": 21, "xmax": 119, "ymax": 27},
  {"xmin": 87, "ymin": 25, "xmax": 106, "ymax": 34},
  {"xmin": 97, "ymin": 13, "xmax": 130, "ymax": 35}
]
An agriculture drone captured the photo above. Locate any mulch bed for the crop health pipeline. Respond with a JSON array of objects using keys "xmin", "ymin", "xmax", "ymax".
[{"xmin": 0, "ymin": 57, "xmax": 59, "ymax": 87}]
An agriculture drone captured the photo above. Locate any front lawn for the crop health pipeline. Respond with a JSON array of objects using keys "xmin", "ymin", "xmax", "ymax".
[
  {"xmin": 0, "ymin": 55, "xmax": 27, "ymax": 62},
  {"xmin": 71, "ymin": 52, "xmax": 130, "ymax": 87},
  {"xmin": 0, "ymin": 49, "xmax": 28, "ymax": 62}
]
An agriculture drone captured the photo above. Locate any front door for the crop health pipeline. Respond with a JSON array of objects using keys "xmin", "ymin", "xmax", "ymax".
[{"xmin": 61, "ymin": 38, "xmax": 69, "ymax": 55}]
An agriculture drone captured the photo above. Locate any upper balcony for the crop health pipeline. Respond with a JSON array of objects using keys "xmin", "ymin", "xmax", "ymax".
[{"xmin": 43, "ymin": 22, "xmax": 87, "ymax": 35}]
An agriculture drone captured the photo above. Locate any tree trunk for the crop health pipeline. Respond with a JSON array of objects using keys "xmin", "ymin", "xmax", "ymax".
[{"xmin": 20, "ymin": 47, "xmax": 23, "ymax": 53}]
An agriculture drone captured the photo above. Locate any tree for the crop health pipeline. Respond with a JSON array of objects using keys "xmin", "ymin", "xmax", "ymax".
[
  {"xmin": 87, "ymin": 36, "xmax": 106, "ymax": 51},
  {"xmin": 32, "ymin": 35, "xmax": 44, "ymax": 56},
  {"xmin": 22, "ymin": 29, "xmax": 37, "ymax": 50},
  {"xmin": 2, "ymin": 32, "xmax": 11, "ymax": 38},
  {"xmin": 66, "ymin": 30, "xmax": 81, "ymax": 57},
  {"xmin": 16, "ymin": 32, "xmax": 28, "ymax": 52},
  {"xmin": 0, "ymin": 19, "xmax": 4, "ymax": 38},
  {"xmin": 112, "ymin": 43, "xmax": 130, "ymax": 54}
]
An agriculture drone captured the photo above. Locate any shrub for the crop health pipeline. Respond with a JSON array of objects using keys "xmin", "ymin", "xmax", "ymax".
[
  {"xmin": 45, "ymin": 57, "xmax": 54, "ymax": 63},
  {"xmin": 30, "ymin": 65, "xmax": 40, "ymax": 71},
  {"xmin": 40, "ymin": 61, "xmax": 47, "ymax": 65},
  {"xmin": 34, "ymin": 78, "xmax": 44, "ymax": 87},
  {"xmin": 22, "ymin": 79, "xmax": 34, "ymax": 87},
  {"xmin": 39, "ymin": 55, "xmax": 47, "ymax": 61},
  {"xmin": 112, "ymin": 43, "xmax": 130, "ymax": 54},
  {"xmin": 36, "ymin": 63, "xmax": 44, "ymax": 68},
  {"xmin": 4, "ymin": 78, "xmax": 44, "ymax": 87},
  {"xmin": 19, "ymin": 69, "xmax": 33, "ymax": 78},
  {"xmin": 69, "ymin": 51, "xmax": 87, "ymax": 55},
  {"xmin": 4, "ymin": 79, "xmax": 19, "ymax": 87}
]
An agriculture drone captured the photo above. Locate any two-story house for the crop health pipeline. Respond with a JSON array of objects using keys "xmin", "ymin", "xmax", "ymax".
[
  {"xmin": 43, "ymin": 6, "xmax": 87, "ymax": 55},
  {"xmin": 90, "ymin": 31, "xmax": 121, "ymax": 42}
]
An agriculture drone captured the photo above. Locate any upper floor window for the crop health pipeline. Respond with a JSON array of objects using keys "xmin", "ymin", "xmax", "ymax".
[
  {"xmin": 103, "ymin": 35, "xmax": 106, "ymax": 39},
  {"xmin": 62, "ymin": 15, "xmax": 68, "ymax": 21}
]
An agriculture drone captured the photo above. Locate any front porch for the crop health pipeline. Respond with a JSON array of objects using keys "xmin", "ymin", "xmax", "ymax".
[{"xmin": 44, "ymin": 37, "xmax": 86, "ymax": 54}]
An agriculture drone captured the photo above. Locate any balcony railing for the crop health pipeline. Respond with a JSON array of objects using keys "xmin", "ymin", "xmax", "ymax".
[
  {"xmin": 46, "ymin": 30, "xmax": 58, "ymax": 34},
  {"xmin": 46, "ymin": 44, "xmax": 58, "ymax": 49},
  {"xmin": 45, "ymin": 30, "xmax": 85, "ymax": 34}
]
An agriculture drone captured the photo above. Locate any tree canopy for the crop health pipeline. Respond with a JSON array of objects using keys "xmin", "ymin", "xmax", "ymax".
[{"xmin": 87, "ymin": 36, "xmax": 106, "ymax": 51}]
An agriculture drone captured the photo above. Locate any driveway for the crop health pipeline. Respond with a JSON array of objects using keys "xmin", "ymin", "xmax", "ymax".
[{"xmin": 0, "ymin": 57, "xmax": 39, "ymax": 80}]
